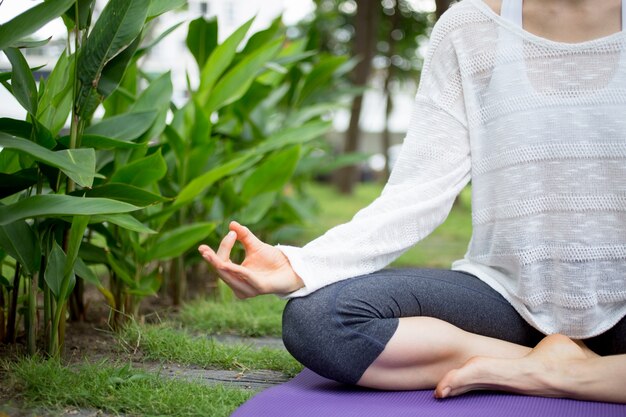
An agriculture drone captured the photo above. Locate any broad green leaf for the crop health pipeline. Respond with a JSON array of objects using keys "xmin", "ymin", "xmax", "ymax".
[
  {"xmin": 92, "ymin": 213, "xmax": 156, "ymax": 234},
  {"xmin": 74, "ymin": 257, "xmax": 101, "ymax": 287},
  {"xmin": 206, "ymin": 38, "xmax": 283, "ymax": 113},
  {"xmin": 102, "ymin": 62, "xmax": 138, "ymax": 116},
  {"xmin": 189, "ymin": 99, "xmax": 211, "ymax": 147},
  {"xmin": 135, "ymin": 21, "xmax": 184, "ymax": 59},
  {"xmin": 45, "ymin": 216, "xmax": 89, "ymax": 301},
  {"xmin": 0, "ymin": 274, "xmax": 11, "ymax": 288},
  {"xmin": 0, "ymin": 133, "xmax": 95, "ymax": 187},
  {"xmin": 3, "ymin": 48, "xmax": 38, "ymax": 115},
  {"xmin": 241, "ymin": 146, "xmax": 301, "ymax": 200},
  {"xmin": 146, "ymin": 222, "xmax": 215, "ymax": 262},
  {"xmin": 0, "ymin": 148, "xmax": 21, "ymax": 174},
  {"xmin": 127, "ymin": 270, "xmax": 160, "ymax": 296},
  {"xmin": 60, "ymin": 134, "xmax": 145, "ymax": 150},
  {"xmin": 11, "ymin": 38, "xmax": 51, "ymax": 49},
  {"xmin": 79, "ymin": 242, "xmax": 108, "ymax": 264},
  {"xmin": 163, "ymin": 125, "xmax": 185, "ymax": 163},
  {"xmin": 285, "ymin": 103, "xmax": 344, "ymax": 128},
  {"xmin": 186, "ymin": 17, "xmax": 218, "ymax": 71},
  {"xmin": 110, "ymin": 149, "xmax": 166, "ymax": 187},
  {"xmin": 0, "ymin": 220, "xmax": 41, "ymax": 276},
  {"xmin": 81, "ymin": 183, "xmax": 168, "ymax": 206},
  {"xmin": 0, "ymin": 0, "xmax": 74, "ymax": 50},
  {"xmin": 0, "ymin": 71, "xmax": 10, "ymax": 83},
  {"xmin": 64, "ymin": 216, "xmax": 90, "ymax": 281},
  {"xmin": 298, "ymin": 55, "xmax": 349, "ymax": 105},
  {"xmin": 97, "ymin": 35, "xmax": 142, "ymax": 97},
  {"xmin": 37, "ymin": 52, "xmax": 73, "ymax": 136},
  {"xmin": 197, "ymin": 17, "xmax": 254, "ymax": 103},
  {"xmin": 32, "ymin": 119, "xmax": 56, "ymax": 149},
  {"xmin": 127, "ymin": 73, "xmax": 172, "ymax": 142},
  {"xmin": 76, "ymin": 0, "xmax": 150, "ymax": 117},
  {"xmin": 237, "ymin": 192, "xmax": 277, "ymax": 225},
  {"xmin": 240, "ymin": 17, "xmax": 282, "ymax": 57},
  {"xmin": 0, "ymin": 118, "xmax": 32, "ymax": 139},
  {"xmin": 45, "ymin": 241, "xmax": 66, "ymax": 298},
  {"xmin": 129, "ymin": 72, "xmax": 172, "ymax": 112},
  {"xmin": 254, "ymin": 120, "xmax": 332, "ymax": 154},
  {"xmin": 147, "ymin": 0, "xmax": 187, "ymax": 18},
  {"xmin": 105, "ymin": 251, "xmax": 135, "ymax": 288},
  {"xmin": 0, "ymin": 169, "xmax": 38, "ymax": 199},
  {"xmin": 0, "ymin": 118, "xmax": 55, "ymax": 150},
  {"xmin": 0, "ymin": 195, "xmax": 140, "ymax": 226},
  {"xmin": 85, "ymin": 111, "xmax": 157, "ymax": 140},
  {"xmin": 63, "ymin": 0, "xmax": 95, "ymax": 30},
  {"xmin": 175, "ymin": 153, "xmax": 253, "ymax": 206}
]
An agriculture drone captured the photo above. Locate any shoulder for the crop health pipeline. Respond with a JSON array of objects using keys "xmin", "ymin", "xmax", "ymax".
[
  {"xmin": 430, "ymin": 0, "xmax": 494, "ymax": 43},
  {"xmin": 426, "ymin": 0, "xmax": 500, "ymax": 60}
]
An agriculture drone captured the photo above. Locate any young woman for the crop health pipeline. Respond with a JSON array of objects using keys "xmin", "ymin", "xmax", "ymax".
[{"xmin": 199, "ymin": 0, "xmax": 626, "ymax": 403}]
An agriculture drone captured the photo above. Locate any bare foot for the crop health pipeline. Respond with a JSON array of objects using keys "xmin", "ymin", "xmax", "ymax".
[{"xmin": 434, "ymin": 334, "xmax": 596, "ymax": 399}]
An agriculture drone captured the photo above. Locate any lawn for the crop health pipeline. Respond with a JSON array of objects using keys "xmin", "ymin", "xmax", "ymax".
[{"xmin": 298, "ymin": 182, "xmax": 473, "ymax": 268}]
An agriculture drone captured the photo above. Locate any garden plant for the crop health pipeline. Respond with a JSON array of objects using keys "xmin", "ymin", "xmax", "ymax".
[{"xmin": 0, "ymin": 0, "xmax": 354, "ymax": 358}]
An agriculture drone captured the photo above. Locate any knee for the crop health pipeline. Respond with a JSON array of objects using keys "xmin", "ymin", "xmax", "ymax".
[
  {"xmin": 282, "ymin": 295, "xmax": 326, "ymax": 363},
  {"xmin": 282, "ymin": 289, "xmax": 358, "ymax": 384},
  {"xmin": 281, "ymin": 282, "xmax": 391, "ymax": 385}
]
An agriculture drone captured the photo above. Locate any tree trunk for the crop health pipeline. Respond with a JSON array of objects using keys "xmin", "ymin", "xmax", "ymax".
[
  {"xmin": 336, "ymin": 0, "xmax": 380, "ymax": 194},
  {"xmin": 382, "ymin": 79, "xmax": 393, "ymax": 181},
  {"xmin": 381, "ymin": 1, "xmax": 401, "ymax": 181},
  {"xmin": 435, "ymin": 0, "xmax": 452, "ymax": 20}
]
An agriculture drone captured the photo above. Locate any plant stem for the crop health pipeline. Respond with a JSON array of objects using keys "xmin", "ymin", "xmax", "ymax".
[
  {"xmin": 52, "ymin": 13, "xmax": 83, "ymax": 357},
  {"xmin": 44, "ymin": 284, "xmax": 51, "ymax": 351},
  {"xmin": 5, "ymin": 263, "xmax": 21, "ymax": 343},
  {"xmin": 0, "ymin": 284, "xmax": 6, "ymax": 342},
  {"xmin": 27, "ymin": 273, "xmax": 38, "ymax": 354}
]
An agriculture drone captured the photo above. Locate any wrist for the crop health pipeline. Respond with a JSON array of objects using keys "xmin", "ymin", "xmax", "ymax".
[{"xmin": 279, "ymin": 252, "xmax": 305, "ymax": 293}]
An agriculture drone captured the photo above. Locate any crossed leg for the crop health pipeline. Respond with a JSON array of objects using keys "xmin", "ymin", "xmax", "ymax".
[
  {"xmin": 357, "ymin": 316, "xmax": 532, "ymax": 390},
  {"xmin": 283, "ymin": 269, "xmax": 626, "ymax": 404}
]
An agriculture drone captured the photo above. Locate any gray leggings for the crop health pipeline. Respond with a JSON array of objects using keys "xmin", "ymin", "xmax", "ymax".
[{"xmin": 282, "ymin": 269, "xmax": 626, "ymax": 385}]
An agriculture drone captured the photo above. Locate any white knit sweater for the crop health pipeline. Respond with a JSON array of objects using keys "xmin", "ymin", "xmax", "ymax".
[{"xmin": 277, "ymin": 0, "xmax": 626, "ymax": 339}]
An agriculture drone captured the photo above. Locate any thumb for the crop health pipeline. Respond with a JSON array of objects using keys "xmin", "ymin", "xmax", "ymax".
[{"xmin": 229, "ymin": 221, "xmax": 264, "ymax": 251}]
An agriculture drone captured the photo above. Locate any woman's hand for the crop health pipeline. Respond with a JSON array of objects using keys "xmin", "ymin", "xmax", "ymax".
[{"xmin": 198, "ymin": 221, "xmax": 305, "ymax": 298}]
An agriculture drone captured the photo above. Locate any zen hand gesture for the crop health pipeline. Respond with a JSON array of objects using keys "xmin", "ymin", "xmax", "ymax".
[{"xmin": 198, "ymin": 221, "xmax": 304, "ymax": 298}]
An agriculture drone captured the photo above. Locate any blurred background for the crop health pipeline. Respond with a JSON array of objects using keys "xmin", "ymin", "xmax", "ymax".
[
  {"xmin": 0, "ymin": 1, "xmax": 475, "ymax": 414},
  {"xmin": 0, "ymin": 0, "xmax": 470, "ymax": 331},
  {"xmin": 1, "ymin": 0, "xmax": 451, "ymax": 189}
]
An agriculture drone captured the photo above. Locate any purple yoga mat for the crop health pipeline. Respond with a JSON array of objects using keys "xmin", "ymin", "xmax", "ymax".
[{"xmin": 231, "ymin": 368, "xmax": 626, "ymax": 417}]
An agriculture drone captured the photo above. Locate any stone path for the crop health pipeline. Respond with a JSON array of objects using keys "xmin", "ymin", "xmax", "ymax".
[
  {"xmin": 135, "ymin": 362, "xmax": 290, "ymax": 390},
  {"xmin": 135, "ymin": 334, "xmax": 290, "ymax": 390},
  {"xmin": 211, "ymin": 334, "xmax": 286, "ymax": 350}
]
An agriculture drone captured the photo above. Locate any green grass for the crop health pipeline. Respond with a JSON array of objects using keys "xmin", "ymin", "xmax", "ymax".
[
  {"xmin": 299, "ymin": 182, "xmax": 473, "ymax": 268},
  {"xmin": 120, "ymin": 322, "xmax": 303, "ymax": 377},
  {"xmin": 178, "ymin": 292, "xmax": 286, "ymax": 337},
  {"xmin": 4, "ymin": 358, "xmax": 253, "ymax": 417}
]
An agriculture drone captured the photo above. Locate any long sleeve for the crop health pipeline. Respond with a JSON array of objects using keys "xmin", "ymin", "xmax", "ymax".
[{"xmin": 278, "ymin": 17, "xmax": 471, "ymax": 298}]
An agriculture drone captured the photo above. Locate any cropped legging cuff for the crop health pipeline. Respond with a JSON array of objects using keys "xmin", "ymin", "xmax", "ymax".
[{"xmin": 281, "ymin": 268, "xmax": 626, "ymax": 385}]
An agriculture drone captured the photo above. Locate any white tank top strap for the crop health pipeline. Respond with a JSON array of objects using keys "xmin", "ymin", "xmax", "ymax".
[
  {"xmin": 500, "ymin": 0, "xmax": 523, "ymax": 27},
  {"xmin": 501, "ymin": 0, "xmax": 626, "ymax": 31}
]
